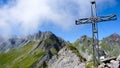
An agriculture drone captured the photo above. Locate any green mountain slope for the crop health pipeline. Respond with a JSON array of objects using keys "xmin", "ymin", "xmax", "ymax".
[
  {"xmin": 0, "ymin": 32, "xmax": 120, "ymax": 68},
  {"xmin": 74, "ymin": 34, "xmax": 120, "ymax": 60},
  {"xmin": 0, "ymin": 41, "xmax": 44, "ymax": 68},
  {"xmin": 0, "ymin": 31, "xmax": 66, "ymax": 68}
]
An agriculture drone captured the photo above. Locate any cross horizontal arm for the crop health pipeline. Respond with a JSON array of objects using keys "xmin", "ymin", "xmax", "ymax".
[
  {"xmin": 97, "ymin": 14, "xmax": 117, "ymax": 22},
  {"xmin": 75, "ymin": 14, "xmax": 117, "ymax": 25},
  {"xmin": 75, "ymin": 18, "xmax": 92, "ymax": 25}
]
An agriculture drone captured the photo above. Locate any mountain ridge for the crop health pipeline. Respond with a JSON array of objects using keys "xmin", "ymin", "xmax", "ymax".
[
  {"xmin": 0, "ymin": 31, "xmax": 120, "ymax": 68},
  {"xmin": 0, "ymin": 31, "xmax": 68, "ymax": 68}
]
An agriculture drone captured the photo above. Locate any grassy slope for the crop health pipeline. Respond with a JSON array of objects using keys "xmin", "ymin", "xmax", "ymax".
[
  {"xmin": 0, "ymin": 41, "xmax": 44, "ymax": 68},
  {"xmin": 74, "ymin": 39, "xmax": 93, "ymax": 55},
  {"xmin": 100, "ymin": 41, "xmax": 120, "ymax": 57},
  {"xmin": 74, "ymin": 37, "xmax": 120, "ymax": 67},
  {"xmin": 73, "ymin": 40, "xmax": 97, "ymax": 68}
]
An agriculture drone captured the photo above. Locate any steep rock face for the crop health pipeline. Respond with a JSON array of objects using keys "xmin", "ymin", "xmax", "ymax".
[
  {"xmin": 30, "ymin": 31, "xmax": 66, "ymax": 54},
  {"xmin": 28, "ymin": 31, "xmax": 67, "ymax": 68},
  {"xmin": 36, "ymin": 31, "xmax": 66, "ymax": 50},
  {"xmin": 48, "ymin": 46, "xmax": 86, "ymax": 68},
  {"xmin": 102, "ymin": 33, "xmax": 120, "ymax": 46},
  {"xmin": 27, "ymin": 31, "xmax": 66, "ymax": 54}
]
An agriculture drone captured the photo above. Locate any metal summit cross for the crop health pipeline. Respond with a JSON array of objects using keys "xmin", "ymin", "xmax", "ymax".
[{"xmin": 75, "ymin": 1, "xmax": 117, "ymax": 66}]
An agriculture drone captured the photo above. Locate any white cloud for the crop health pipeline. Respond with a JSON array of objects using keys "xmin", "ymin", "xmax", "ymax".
[{"xmin": 0, "ymin": 0, "xmax": 117, "ymax": 37}]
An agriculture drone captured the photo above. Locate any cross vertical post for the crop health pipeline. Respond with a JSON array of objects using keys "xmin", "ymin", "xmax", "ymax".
[
  {"xmin": 75, "ymin": 0, "xmax": 117, "ymax": 66},
  {"xmin": 91, "ymin": 1, "xmax": 100, "ymax": 66}
]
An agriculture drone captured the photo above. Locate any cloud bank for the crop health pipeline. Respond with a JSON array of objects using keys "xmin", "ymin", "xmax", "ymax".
[{"xmin": 0, "ymin": 0, "xmax": 117, "ymax": 38}]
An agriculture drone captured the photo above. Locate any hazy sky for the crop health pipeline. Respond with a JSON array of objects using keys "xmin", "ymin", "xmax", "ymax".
[{"xmin": 0, "ymin": 0, "xmax": 120, "ymax": 42}]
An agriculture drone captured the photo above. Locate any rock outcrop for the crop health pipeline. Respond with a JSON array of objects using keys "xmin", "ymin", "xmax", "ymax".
[
  {"xmin": 48, "ymin": 46, "xmax": 86, "ymax": 68},
  {"xmin": 27, "ymin": 31, "xmax": 67, "ymax": 68},
  {"xmin": 102, "ymin": 33, "xmax": 120, "ymax": 46},
  {"xmin": 98, "ymin": 55, "xmax": 120, "ymax": 68}
]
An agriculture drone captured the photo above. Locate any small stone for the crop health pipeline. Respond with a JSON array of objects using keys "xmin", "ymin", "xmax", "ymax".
[
  {"xmin": 110, "ymin": 60, "xmax": 119, "ymax": 68},
  {"xmin": 98, "ymin": 63, "xmax": 105, "ymax": 68},
  {"xmin": 110, "ymin": 60, "xmax": 115, "ymax": 64}
]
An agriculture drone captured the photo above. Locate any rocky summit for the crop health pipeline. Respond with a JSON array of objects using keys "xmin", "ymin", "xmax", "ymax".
[
  {"xmin": 102, "ymin": 33, "xmax": 120, "ymax": 46},
  {"xmin": 0, "ymin": 31, "xmax": 120, "ymax": 68}
]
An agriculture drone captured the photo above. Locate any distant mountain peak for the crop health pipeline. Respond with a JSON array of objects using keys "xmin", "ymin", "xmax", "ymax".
[
  {"xmin": 102, "ymin": 33, "xmax": 120, "ymax": 46},
  {"xmin": 110, "ymin": 33, "xmax": 120, "ymax": 38},
  {"xmin": 36, "ymin": 31, "xmax": 54, "ymax": 36},
  {"xmin": 107, "ymin": 33, "xmax": 120, "ymax": 41},
  {"xmin": 27, "ymin": 31, "xmax": 56, "ymax": 41},
  {"xmin": 43, "ymin": 31, "xmax": 55, "ymax": 38}
]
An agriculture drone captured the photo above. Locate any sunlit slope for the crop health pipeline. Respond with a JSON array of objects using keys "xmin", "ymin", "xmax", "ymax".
[{"xmin": 0, "ymin": 41, "xmax": 44, "ymax": 68}]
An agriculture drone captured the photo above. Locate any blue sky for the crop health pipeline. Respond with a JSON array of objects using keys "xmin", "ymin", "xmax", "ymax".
[
  {"xmin": 0, "ymin": 0, "xmax": 120, "ymax": 42},
  {"xmin": 39, "ymin": 0, "xmax": 120, "ymax": 42}
]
